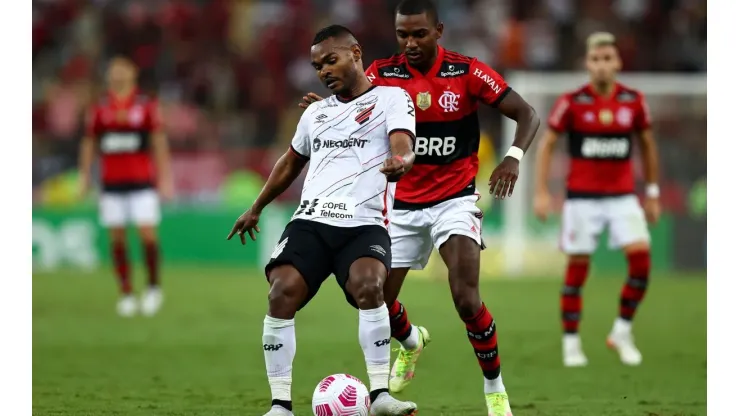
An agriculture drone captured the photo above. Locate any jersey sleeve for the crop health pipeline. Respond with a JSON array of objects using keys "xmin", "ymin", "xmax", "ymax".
[
  {"xmin": 547, "ymin": 94, "xmax": 572, "ymax": 133},
  {"xmin": 365, "ymin": 61, "xmax": 379, "ymax": 85},
  {"xmin": 85, "ymin": 106, "xmax": 101, "ymax": 137},
  {"xmin": 385, "ymin": 87, "xmax": 416, "ymax": 140},
  {"xmin": 289, "ymin": 109, "xmax": 311, "ymax": 160},
  {"xmin": 468, "ymin": 59, "xmax": 511, "ymax": 107},
  {"xmin": 634, "ymin": 92, "xmax": 652, "ymax": 131}
]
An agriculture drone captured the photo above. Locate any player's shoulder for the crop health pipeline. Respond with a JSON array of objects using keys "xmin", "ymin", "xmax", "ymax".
[
  {"xmin": 437, "ymin": 48, "xmax": 477, "ymax": 78},
  {"xmin": 558, "ymin": 85, "xmax": 595, "ymax": 105},
  {"xmin": 370, "ymin": 54, "xmax": 412, "ymax": 80},
  {"xmin": 613, "ymin": 83, "xmax": 645, "ymax": 103}
]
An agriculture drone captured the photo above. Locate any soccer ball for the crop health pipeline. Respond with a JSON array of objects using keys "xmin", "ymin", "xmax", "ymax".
[{"xmin": 312, "ymin": 374, "xmax": 370, "ymax": 416}]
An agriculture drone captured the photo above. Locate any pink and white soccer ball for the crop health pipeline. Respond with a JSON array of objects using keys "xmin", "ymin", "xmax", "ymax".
[{"xmin": 312, "ymin": 374, "xmax": 371, "ymax": 416}]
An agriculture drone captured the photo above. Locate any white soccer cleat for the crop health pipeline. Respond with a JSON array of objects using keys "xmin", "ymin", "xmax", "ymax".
[
  {"xmin": 262, "ymin": 405, "xmax": 294, "ymax": 416},
  {"xmin": 562, "ymin": 333, "xmax": 588, "ymax": 367},
  {"xmin": 117, "ymin": 295, "xmax": 138, "ymax": 317},
  {"xmin": 369, "ymin": 392, "xmax": 417, "ymax": 415},
  {"xmin": 140, "ymin": 287, "xmax": 163, "ymax": 317},
  {"xmin": 607, "ymin": 319, "xmax": 642, "ymax": 366}
]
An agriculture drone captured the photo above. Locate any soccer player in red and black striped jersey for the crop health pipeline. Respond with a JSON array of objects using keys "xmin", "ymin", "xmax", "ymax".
[
  {"xmin": 79, "ymin": 57, "xmax": 173, "ymax": 318},
  {"xmin": 300, "ymin": 1, "xmax": 539, "ymax": 413},
  {"xmin": 533, "ymin": 32, "xmax": 661, "ymax": 368}
]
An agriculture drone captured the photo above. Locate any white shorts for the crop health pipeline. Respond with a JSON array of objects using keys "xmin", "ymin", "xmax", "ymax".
[
  {"xmin": 390, "ymin": 195, "xmax": 483, "ymax": 270},
  {"xmin": 99, "ymin": 189, "xmax": 161, "ymax": 228},
  {"xmin": 560, "ymin": 195, "xmax": 649, "ymax": 255}
]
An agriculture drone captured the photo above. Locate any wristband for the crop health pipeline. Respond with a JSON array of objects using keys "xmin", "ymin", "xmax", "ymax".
[
  {"xmin": 645, "ymin": 183, "xmax": 660, "ymax": 198},
  {"xmin": 505, "ymin": 146, "xmax": 524, "ymax": 161},
  {"xmin": 393, "ymin": 155, "xmax": 405, "ymax": 164}
]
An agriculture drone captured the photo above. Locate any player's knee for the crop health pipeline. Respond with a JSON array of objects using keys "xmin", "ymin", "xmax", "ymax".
[
  {"xmin": 137, "ymin": 226, "xmax": 158, "ymax": 244},
  {"xmin": 352, "ymin": 277, "xmax": 384, "ymax": 309},
  {"xmin": 267, "ymin": 267, "xmax": 306, "ymax": 318},
  {"xmin": 449, "ymin": 274, "xmax": 481, "ymax": 318},
  {"xmin": 108, "ymin": 228, "xmax": 127, "ymax": 244}
]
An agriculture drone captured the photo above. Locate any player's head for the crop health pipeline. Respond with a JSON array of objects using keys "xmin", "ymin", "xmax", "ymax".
[
  {"xmin": 585, "ymin": 32, "xmax": 622, "ymax": 86},
  {"xmin": 395, "ymin": 0, "xmax": 443, "ymax": 68},
  {"xmin": 106, "ymin": 56, "xmax": 138, "ymax": 92},
  {"xmin": 310, "ymin": 25, "xmax": 364, "ymax": 96}
]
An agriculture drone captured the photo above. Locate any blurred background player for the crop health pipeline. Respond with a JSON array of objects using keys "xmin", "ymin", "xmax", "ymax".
[
  {"xmin": 533, "ymin": 32, "xmax": 661, "ymax": 367},
  {"xmin": 79, "ymin": 56, "xmax": 173, "ymax": 317}
]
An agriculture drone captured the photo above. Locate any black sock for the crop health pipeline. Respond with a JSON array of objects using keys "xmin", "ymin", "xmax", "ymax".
[
  {"xmin": 271, "ymin": 399, "xmax": 292, "ymax": 411},
  {"xmin": 369, "ymin": 388, "xmax": 389, "ymax": 403}
]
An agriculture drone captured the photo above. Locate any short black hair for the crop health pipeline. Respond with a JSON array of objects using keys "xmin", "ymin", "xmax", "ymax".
[
  {"xmin": 312, "ymin": 24, "xmax": 357, "ymax": 46},
  {"xmin": 395, "ymin": 0, "xmax": 439, "ymax": 24}
]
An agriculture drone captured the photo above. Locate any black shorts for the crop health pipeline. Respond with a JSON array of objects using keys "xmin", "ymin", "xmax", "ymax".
[{"xmin": 264, "ymin": 219, "xmax": 391, "ymax": 310}]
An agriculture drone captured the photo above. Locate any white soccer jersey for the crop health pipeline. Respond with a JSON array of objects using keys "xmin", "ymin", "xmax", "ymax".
[{"xmin": 290, "ymin": 85, "xmax": 416, "ymax": 228}]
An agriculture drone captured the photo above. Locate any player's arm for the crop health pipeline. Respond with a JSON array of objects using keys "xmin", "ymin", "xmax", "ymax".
[
  {"xmin": 228, "ymin": 113, "xmax": 311, "ymax": 244},
  {"xmin": 469, "ymin": 59, "xmax": 540, "ymax": 159},
  {"xmin": 149, "ymin": 102, "xmax": 174, "ymax": 200},
  {"xmin": 78, "ymin": 108, "xmax": 99, "ymax": 198},
  {"xmin": 533, "ymin": 95, "xmax": 571, "ymax": 221},
  {"xmin": 635, "ymin": 94, "xmax": 661, "ymax": 223},
  {"xmin": 380, "ymin": 88, "xmax": 416, "ymax": 182}
]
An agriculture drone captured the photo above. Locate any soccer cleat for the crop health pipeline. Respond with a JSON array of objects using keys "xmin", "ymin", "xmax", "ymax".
[
  {"xmin": 140, "ymin": 287, "xmax": 163, "ymax": 317},
  {"xmin": 369, "ymin": 392, "xmax": 417, "ymax": 415},
  {"xmin": 607, "ymin": 330, "xmax": 642, "ymax": 366},
  {"xmin": 262, "ymin": 405, "xmax": 293, "ymax": 416},
  {"xmin": 562, "ymin": 333, "xmax": 588, "ymax": 367},
  {"xmin": 116, "ymin": 295, "xmax": 137, "ymax": 317},
  {"xmin": 389, "ymin": 326, "xmax": 431, "ymax": 393},
  {"xmin": 485, "ymin": 392, "xmax": 513, "ymax": 416}
]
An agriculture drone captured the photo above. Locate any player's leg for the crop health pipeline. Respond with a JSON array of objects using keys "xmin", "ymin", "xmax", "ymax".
[
  {"xmin": 559, "ymin": 199, "xmax": 604, "ymax": 367},
  {"xmin": 385, "ymin": 209, "xmax": 433, "ymax": 393},
  {"xmin": 606, "ymin": 195, "xmax": 652, "ymax": 366},
  {"xmin": 335, "ymin": 227, "xmax": 417, "ymax": 416},
  {"xmin": 130, "ymin": 189, "xmax": 163, "ymax": 316},
  {"xmin": 432, "ymin": 196, "xmax": 511, "ymax": 416},
  {"xmin": 262, "ymin": 220, "xmax": 330, "ymax": 416},
  {"xmin": 100, "ymin": 192, "xmax": 136, "ymax": 317}
]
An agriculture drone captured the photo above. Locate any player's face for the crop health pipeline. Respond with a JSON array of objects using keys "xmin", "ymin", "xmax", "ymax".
[
  {"xmin": 586, "ymin": 45, "xmax": 621, "ymax": 84},
  {"xmin": 395, "ymin": 12, "xmax": 443, "ymax": 68},
  {"xmin": 310, "ymin": 39, "xmax": 361, "ymax": 95},
  {"xmin": 107, "ymin": 60, "xmax": 137, "ymax": 91}
]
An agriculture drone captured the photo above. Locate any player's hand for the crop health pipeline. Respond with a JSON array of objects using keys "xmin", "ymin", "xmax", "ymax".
[
  {"xmin": 380, "ymin": 156, "xmax": 406, "ymax": 182},
  {"xmin": 489, "ymin": 156, "xmax": 519, "ymax": 199},
  {"xmin": 298, "ymin": 92, "xmax": 324, "ymax": 109},
  {"xmin": 644, "ymin": 197, "xmax": 661, "ymax": 224},
  {"xmin": 534, "ymin": 191, "xmax": 551, "ymax": 222},
  {"xmin": 77, "ymin": 175, "xmax": 91, "ymax": 200},
  {"xmin": 227, "ymin": 208, "xmax": 261, "ymax": 245},
  {"xmin": 158, "ymin": 180, "xmax": 175, "ymax": 201}
]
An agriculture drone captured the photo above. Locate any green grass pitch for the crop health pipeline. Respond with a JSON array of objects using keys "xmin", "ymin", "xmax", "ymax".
[{"xmin": 33, "ymin": 267, "xmax": 706, "ymax": 415}]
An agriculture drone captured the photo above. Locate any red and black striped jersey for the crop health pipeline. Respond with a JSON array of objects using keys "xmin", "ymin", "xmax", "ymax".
[
  {"xmin": 86, "ymin": 89, "xmax": 161, "ymax": 192},
  {"xmin": 365, "ymin": 45, "xmax": 511, "ymax": 209},
  {"xmin": 548, "ymin": 83, "xmax": 651, "ymax": 198}
]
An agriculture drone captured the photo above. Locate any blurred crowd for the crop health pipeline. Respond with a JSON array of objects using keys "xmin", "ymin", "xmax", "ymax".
[{"xmin": 32, "ymin": 0, "xmax": 707, "ymax": 204}]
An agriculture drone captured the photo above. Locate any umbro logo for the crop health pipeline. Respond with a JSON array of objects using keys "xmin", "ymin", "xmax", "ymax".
[
  {"xmin": 315, "ymin": 114, "xmax": 328, "ymax": 123},
  {"xmin": 369, "ymin": 245, "xmax": 386, "ymax": 256}
]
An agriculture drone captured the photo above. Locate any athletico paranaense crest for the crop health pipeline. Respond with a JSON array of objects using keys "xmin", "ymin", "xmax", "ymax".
[
  {"xmin": 355, "ymin": 104, "xmax": 375, "ymax": 124},
  {"xmin": 416, "ymin": 91, "xmax": 431, "ymax": 111}
]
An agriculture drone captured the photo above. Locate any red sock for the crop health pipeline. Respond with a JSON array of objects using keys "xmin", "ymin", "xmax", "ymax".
[
  {"xmin": 620, "ymin": 250, "xmax": 650, "ymax": 320},
  {"xmin": 463, "ymin": 304, "xmax": 501, "ymax": 380},
  {"xmin": 144, "ymin": 241, "xmax": 160, "ymax": 288},
  {"xmin": 388, "ymin": 300, "xmax": 412, "ymax": 342},
  {"xmin": 561, "ymin": 261, "xmax": 590, "ymax": 333},
  {"xmin": 112, "ymin": 241, "xmax": 131, "ymax": 295}
]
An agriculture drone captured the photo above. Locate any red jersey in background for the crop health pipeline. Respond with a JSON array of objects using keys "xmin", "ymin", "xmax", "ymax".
[
  {"xmin": 87, "ymin": 90, "xmax": 161, "ymax": 192},
  {"xmin": 548, "ymin": 83, "xmax": 651, "ymax": 198},
  {"xmin": 366, "ymin": 45, "xmax": 510, "ymax": 209}
]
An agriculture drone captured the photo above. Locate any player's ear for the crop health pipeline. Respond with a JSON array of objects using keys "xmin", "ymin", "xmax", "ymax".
[
  {"xmin": 351, "ymin": 44, "xmax": 362, "ymax": 62},
  {"xmin": 435, "ymin": 22, "xmax": 444, "ymax": 39},
  {"xmin": 615, "ymin": 53, "xmax": 623, "ymax": 72}
]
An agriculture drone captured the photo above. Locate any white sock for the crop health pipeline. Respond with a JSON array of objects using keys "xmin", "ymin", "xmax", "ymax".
[
  {"xmin": 359, "ymin": 305, "xmax": 391, "ymax": 392},
  {"xmin": 484, "ymin": 374, "xmax": 506, "ymax": 394},
  {"xmin": 612, "ymin": 317, "xmax": 633, "ymax": 334},
  {"xmin": 400, "ymin": 324, "xmax": 420, "ymax": 350},
  {"xmin": 263, "ymin": 315, "xmax": 296, "ymax": 402}
]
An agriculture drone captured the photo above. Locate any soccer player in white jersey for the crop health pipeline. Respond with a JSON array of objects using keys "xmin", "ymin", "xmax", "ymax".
[{"xmin": 227, "ymin": 25, "xmax": 418, "ymax": 416}]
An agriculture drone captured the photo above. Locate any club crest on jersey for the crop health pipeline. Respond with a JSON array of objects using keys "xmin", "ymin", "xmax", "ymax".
[
  {"xmin": 416, "ymin": 91, "xmax": 432, "ymax": 111},
  {"xmin": 616, "ymin": 107, "xmax": 633, "ymax": 127},
  {"xmin": 355, "ymin": 104, "xmax": 375, "ymax": 125},
  {"xmin": 598, "ymin": 109, "xmax": 614, "ymax": 125},
  {"xmin": 438, "ymin": 90, "xmax": 460, "ymax": 113},
  {"xmin": 128, "ymin": 106, "xmax": 145, "ymax": 126}
]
